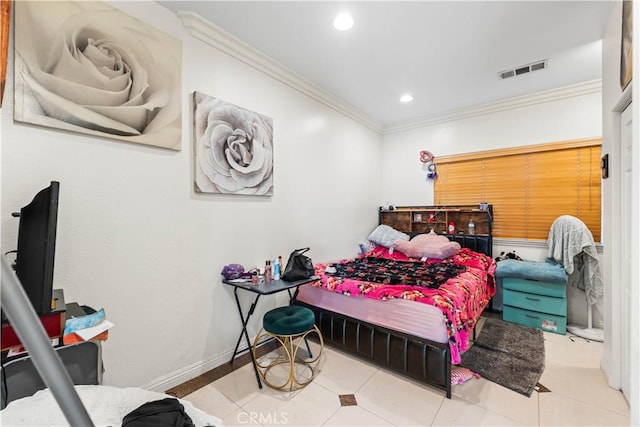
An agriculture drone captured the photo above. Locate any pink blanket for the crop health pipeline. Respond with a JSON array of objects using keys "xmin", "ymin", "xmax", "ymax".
[{"xmin": 312, "ymin": 246, "xmax": 496, "ymax": 364}]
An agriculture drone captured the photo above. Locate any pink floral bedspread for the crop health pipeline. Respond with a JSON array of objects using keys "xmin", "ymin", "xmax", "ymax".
[{"xmin": 312, "ymin": 246, "xmax": 496, "ymax": 364}]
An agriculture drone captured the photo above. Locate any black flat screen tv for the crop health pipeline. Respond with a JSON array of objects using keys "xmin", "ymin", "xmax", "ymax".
[{"xmin": 13, "ymin": 181, "xmax": 60, "ymax": 315}]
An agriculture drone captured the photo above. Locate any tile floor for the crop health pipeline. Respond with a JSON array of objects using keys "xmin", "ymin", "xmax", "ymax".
[{"xmin": 182, "ymin": 326, "xmax": 630, "ymax": 426}]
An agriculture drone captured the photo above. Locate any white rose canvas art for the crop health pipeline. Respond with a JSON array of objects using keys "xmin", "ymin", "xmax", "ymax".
[
  {"xmin": 14, "ymin": 1, "xmax": 182, "ymax": 150},
  {"xmin": 193, "ymin": 92, "xmax": 273, "ymax": 196}
]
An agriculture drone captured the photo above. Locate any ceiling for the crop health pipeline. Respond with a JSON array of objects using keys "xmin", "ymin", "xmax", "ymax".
[{"xmin": 158, "ymin": 1, "xmax": 614, "ymax": 128}]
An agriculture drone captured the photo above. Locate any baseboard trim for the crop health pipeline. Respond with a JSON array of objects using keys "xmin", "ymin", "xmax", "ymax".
[{"xmin": 142, "ymin": 340, "xmax": 278, "ymax": 397}]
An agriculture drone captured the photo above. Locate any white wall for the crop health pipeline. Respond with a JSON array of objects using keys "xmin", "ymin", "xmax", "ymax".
[
  {"xmin": 380, "ymin": 88, "xmax": 603, "ymax": 327},
  {"xmin": 1, "ymin": 1, "xmax": 382, "ymax": 389},
  {"xmin": 380, "ymin": 90, "xmax": 602, "ymax": 206}
]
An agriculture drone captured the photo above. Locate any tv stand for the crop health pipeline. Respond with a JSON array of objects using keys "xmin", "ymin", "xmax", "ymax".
[
  {"xmin": 0, "ymin": 290, "xmax": 104, "ymax": 409},
  {"xmin": 1, "ymin": 289, "xmax": 66, "ymax": 353}
]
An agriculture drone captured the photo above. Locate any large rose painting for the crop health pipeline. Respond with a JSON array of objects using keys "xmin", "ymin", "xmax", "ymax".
[
  {"xmin": 14, "ymin": 1, "xmax": 182, "ymax": 150},
  {"xmin": 194, "ymin": 92, "xmax": 273, "ymax": 195}
]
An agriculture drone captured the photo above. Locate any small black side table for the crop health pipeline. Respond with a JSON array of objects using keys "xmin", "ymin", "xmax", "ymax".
[{"xmin": 222, "ymin": 276, "xmax": 319, "ymax": 388}]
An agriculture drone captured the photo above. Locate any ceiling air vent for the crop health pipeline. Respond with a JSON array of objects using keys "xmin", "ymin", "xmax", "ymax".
[
  {"xmin": 530, "ymin": 61, "xmax": 547, "ymax": 72},
  {"xmin": 498, "ymin": 59, "xmax": 548, "ymax": 79},
  {"xmin": 500, "ymin": 70, "xmax": 515, "ymax": 79}
]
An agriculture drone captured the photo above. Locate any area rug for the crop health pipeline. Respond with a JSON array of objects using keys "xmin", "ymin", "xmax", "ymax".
[{"xmin": 460, "ymin": 317, "xmax": 545, "ymax": 397}]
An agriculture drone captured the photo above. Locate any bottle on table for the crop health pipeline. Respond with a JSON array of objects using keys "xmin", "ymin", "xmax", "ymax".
[
  {"xmin": 264, "ymin": 260, "xmax": 272, "ymax": 283},
  {"xmin": 468, "ymin": 219, "xmax": 475, "ymax": 235},
  {"xmin": 273, "ymin": 257, "xmax": 281, "ymax": 280}
]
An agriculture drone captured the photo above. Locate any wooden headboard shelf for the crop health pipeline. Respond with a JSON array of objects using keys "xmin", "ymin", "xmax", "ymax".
[{"xmin": 379, "ymin": 205, "xmax": 493, "ymax": 257}]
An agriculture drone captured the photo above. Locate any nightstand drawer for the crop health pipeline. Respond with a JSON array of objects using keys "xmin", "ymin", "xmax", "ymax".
[
  {"xmin": 503, "ymin": 305, "xmax": 566, "ymax": 334},
  {"xmin": 503, "ymin": 289, "xmax": 566, "ymax": 316},
  {"xmin": 502, "ymin": 277, "xmax": 566, "ymax": 298}
]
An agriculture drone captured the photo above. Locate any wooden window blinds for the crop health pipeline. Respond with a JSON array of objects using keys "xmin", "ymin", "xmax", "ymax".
[{"xmin": 434, "ymin": 138, "xmax": 602, "ymax": 242}]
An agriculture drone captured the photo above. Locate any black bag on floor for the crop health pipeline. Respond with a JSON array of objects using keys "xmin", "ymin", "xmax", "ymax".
[
  {"xmin": 281, "ymin": 247, "xmax": 314, "ymax": 281},
  {"xmin": 122, "ymin": 397, "xmax": 195, "ymax": 427}
]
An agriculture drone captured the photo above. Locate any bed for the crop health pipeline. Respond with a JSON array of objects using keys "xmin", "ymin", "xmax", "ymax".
[{"xmin": 293, "ymin": 231, "xmax": 495, "ymax": 398}]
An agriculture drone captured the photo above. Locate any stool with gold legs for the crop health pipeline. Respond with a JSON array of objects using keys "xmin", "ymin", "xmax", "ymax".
[{"xmin": 252, "ymin": 306, "xmax": 324, "ymax": 391}]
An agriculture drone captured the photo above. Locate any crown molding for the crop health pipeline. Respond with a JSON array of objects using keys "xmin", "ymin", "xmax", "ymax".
[
  {"xmin": 177, "ymin": 10, "xmax": 601, "ymax": 138},
  {"xmin": 383, "ymin": 79, "xmax": 603, "ymax": 135},
  {"xmin": 176, "ymin": 10, "xmax": 383, "ymax": 134}
]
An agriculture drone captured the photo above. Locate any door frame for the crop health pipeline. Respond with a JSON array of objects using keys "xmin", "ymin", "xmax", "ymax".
[{"xmin": 619, "ymin": 104, "xmax": 632, "ymax": 401}]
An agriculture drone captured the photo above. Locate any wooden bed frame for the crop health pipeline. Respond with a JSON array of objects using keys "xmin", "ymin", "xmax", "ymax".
[{"xmin": 293, "ymin": 234, "xmax": 493, "ymax": 399}]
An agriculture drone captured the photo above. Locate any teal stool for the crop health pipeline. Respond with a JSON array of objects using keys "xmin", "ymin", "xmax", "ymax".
[{"xmin": 253, "ymin": 306, "xmax": 324, "ymax": 391}]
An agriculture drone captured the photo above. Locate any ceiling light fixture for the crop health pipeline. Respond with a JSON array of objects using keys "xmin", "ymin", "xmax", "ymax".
[
  {"xmin": 333, "ymin": 13, "xmax": 354, "ymax": 31},
  {"xmin": 400, "ymin": 94, "xmax": 414, "ymax": 103}
]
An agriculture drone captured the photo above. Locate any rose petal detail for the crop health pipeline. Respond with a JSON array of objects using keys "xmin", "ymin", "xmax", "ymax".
[
  {"xmin": 86, "ymin": 105, "xmax": 148, "ymax": 133},
  {"xmin": 82, "ymin": 39, "xmax": 126, "ymax": 77},
  {"xmin": 88, "ymin": 88, "xmax": 168, "ymax": 132},
  {"xmin": 21, "ymin": 70, "xmax": 142, "ymax": 136},
  {"xmin": 30, "ymin": 67, "xmax": 131, "ymax": 106},
  {"xmin": 50, "ymin": 28, "xmax": 126, "ymax": 90},
  {"xmin": 205, "ymin": 123, "xmax": 234, "ymax": 177},
  {"xmin": 47, "ymin": 25, "xmax": 151, "ymax": 112}
]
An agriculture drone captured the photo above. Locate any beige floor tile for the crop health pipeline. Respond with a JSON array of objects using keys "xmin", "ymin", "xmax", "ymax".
[
  {"xmin": 539, "ymin": 364, "xmax": 629, "ymax": 416},
  {"xmin": 356, "ymin": 369, "xmax": 444, "ymax": 426},
  {"xmin": 539, "ymin": 392, "xmax": 630, "ymax": 426},
  {"xmin": 311, "ymin": 347, "xmax": 378, "ymax": 395},
  {"xmin": 222, "ymin": 407, "xmax": 265, "ymax": 427},
  {"xmin": 263, "ymin": 382, "xmax": 341, "ymax": 426},
  {"xmin": 302, "ymin": 338, "xmax": 324, "ymax": 357},
  {"xmin": 237, "ymin": 383, "xmax": 301, "ymax": 418},
  {"xmin": 542, "ymin": 330, "xmax": 589, "ymax": 346},
  {"xmin": 432, "ymin": 397, "xmax": 526, "ymax": 426},
  {"xmin": 211, "ymin": 363, "xmax": 267, "ymax": 407},
  {"xmin": 323, "ymin": 406, "xmax": 395, "ymax": 426},
  {"xmin": 182, "ymin": 383, "xmax": 241, "ymax": 421},
  {"xmin": 452, "ymin": 376, "xmax": 539, "ymax": 426},
  {"xmin": 544, "ymin": 334, "xmax": 603, "ymax": 369},
  {"xmin": 538, "ymin": 330, "xmax": 629, "ymax": 416}
]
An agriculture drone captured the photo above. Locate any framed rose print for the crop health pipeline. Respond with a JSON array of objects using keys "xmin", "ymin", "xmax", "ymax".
[
  {"xmin": 14, "ymin": 1, "xmax": 182, "ymax": 150},
  {"xmin": 193, "ymin": 91, "xmax": 274, "ymax": 196}
]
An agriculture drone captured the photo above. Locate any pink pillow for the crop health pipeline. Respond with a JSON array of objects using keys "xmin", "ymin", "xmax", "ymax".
[{"xmin": 393, "ymin": 233, "xmax": 461, "ymax": 259}]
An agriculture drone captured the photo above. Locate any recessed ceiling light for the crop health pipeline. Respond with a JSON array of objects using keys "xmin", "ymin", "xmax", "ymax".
[
  {"xmin": 400, "ymin": 94, "xmax": 414, "ymax": 103},
  {"xmin": 333, "ymin": 13, "xmax": 354, "ymax": 31}
]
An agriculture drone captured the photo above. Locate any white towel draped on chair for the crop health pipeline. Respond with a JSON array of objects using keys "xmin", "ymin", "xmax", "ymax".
[{"xmin": 547, "ymin": 215, "xmax": 603, "ymax": 306}]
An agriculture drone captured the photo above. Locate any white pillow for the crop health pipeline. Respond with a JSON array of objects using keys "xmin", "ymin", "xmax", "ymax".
[{"xmin": 367, "ymin": 224, "xmax": 410, "ymax": 248}]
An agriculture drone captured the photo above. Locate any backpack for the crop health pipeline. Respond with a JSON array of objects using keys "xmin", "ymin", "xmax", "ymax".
[{"xmin": 122, "ymin": 397, "xmax": 195, "ymax": 427}]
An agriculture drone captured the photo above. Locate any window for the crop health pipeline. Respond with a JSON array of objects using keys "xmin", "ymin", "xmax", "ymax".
[{"xmin": 434, "ymin": 138, "xmax": 601, "ymax": 241}]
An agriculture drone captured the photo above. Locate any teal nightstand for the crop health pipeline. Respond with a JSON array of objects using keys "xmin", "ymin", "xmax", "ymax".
[{"xmin": 502, "ymin": 276, "xmax": 567, "ymax": 334}]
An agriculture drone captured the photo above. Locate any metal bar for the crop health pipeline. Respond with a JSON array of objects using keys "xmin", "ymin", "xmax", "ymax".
[
  {"xmin": 229, "ymin": 288, "xmax": 245, "ymax": 362},
  {"xmin": 229, "ymin": 288, "xmax": 262, "ymax": 388},
  {"xmin": 1, "ymin": 255, "xmax": 94, "ymax": 426}
]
